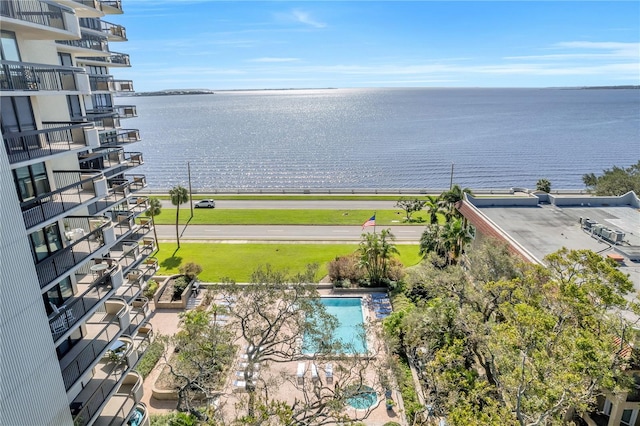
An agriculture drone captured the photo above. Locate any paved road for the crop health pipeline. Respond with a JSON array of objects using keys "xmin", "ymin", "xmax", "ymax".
[
  {"xmin": 155, "ymin": 224, "xmax": 423, "ymax": 243},
  {"xmin": 158, "ymin": 199, "xmax": 398, "ymax": 210}
]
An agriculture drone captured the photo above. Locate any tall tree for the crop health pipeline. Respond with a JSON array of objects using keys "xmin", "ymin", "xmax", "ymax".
[
  {"xmin": 169, "ymin": 185, "xmax": 189, "ymax": 248},
  {"xmin": 144, "ymin": 196, "xmax": 162, "ymax": 249},
  {"xmin": 390, "ymin": 244, "xmax": 639, "ymax": 426},
  {"xmin": 582, "ymin": 161, "xmax": 640, "ymax": 196},
  {"xmin": 358, "ymin": 229, "xmax": 399, "ymax": 286},
  {"xmin": 439, "ymin": 185, "xmax": 472, "ymax": 220},
  {"xmin": 395, "ymin": 197, "xmax": 427, "ymax": 222},
  {"xmin": 424, "ymin": 195, "xmax": 441, "ymax": 225}
]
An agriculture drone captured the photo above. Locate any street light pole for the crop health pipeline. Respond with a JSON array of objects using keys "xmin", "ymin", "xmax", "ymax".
[
  {"xmin": 449, "ymin": 163, "xmax": 454, "ymax": 190},
  {"xmin": 188, "ymin": 161, "xmax": 193, "ymax": 218}
]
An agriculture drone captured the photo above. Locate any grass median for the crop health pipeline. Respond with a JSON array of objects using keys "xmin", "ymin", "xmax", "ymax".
[
  {"xmin": 152, "ymin": 208, "xmax": 435, "ymax": 225},
  {"xmin": 154, "ymin": 243, "xmax": 422, "ymax": 282}
]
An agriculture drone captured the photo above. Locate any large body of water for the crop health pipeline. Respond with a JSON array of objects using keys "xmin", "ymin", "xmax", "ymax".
[{"xmin": 122, "ymin": 88, "xmax": 639, "ymax": 191}]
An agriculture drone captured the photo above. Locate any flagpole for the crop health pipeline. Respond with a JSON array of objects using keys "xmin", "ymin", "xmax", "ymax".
[{"xmin": 373, "ymin": 211, "xmax": 377, "ymax": 234}]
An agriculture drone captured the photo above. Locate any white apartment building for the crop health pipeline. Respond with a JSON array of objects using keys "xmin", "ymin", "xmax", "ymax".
[{"xmin": 1, "ymin": 1, "xmax": 155, "ymax": 425}]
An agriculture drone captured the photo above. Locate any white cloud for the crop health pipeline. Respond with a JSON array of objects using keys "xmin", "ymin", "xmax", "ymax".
[
  {"xmin": 248, "ymin": 57, "xmax": 300, "ymax": 63},
  {"xmin": 291, "ymin": 9, "xmax": 326, "ymax": 29}
]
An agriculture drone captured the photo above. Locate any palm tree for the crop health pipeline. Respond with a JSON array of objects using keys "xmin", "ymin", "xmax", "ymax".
[
  {"xmin": 145, "ymin": 197, "xmax": 162, "ymax": 249},
  {"xmin": 439, "ymin": 185, "xmax": 472, "ymax": 220},
  {"xmin": 169, "ymin": 185, "xmax": 189, "ymax": 248},
  {"xmin": 424, "ymin": 195, "xmax": 441, "ymax": 225},
  {"xmin": 441, "ymin": 218, "xmax": 475, "ymax": 265},
  {"xmin": 358, "ymin": 229, "xmax": 398, "ymax": 286}
]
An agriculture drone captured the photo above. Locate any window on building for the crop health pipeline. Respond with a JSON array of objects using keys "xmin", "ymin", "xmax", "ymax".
[
  {"xmin": 30, "ymin": 223, "xmax": 63, "ymax": 262},
  {"xmin": 13, "ymin": 162, "xmax": 50, "ymax": 204},
  {"xmin": 43, "ymin": 277, "xmax": 74, "ymax": 315},
  {"xmin": 621, "ymin": 409, "xmax": 638, "ymax": 426},
  {"xmin": 67, "ymin": 95, "xmax": 83, "ymax": 120},
  {"xmin": 91, "ymin": 93, "xmax": 113, "ymax": 111},
  {"xmin": 1, "ymin": 96, "xmax": 36, "ymax": 134},
  {"xmin": 58, "ymin": 52, "xmax": 73, "ymax": 67},
  {"xmin": 0, "ymin": 30, "xmax": 20, "ymax": 61}
]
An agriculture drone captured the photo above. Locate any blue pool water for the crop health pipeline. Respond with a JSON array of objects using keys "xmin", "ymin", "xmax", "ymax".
[{"xmin": 304, "ymin": 297, "xmax": 367, "ymax": 354}]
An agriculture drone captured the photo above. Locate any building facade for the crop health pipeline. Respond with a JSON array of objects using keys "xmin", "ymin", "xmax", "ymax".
[{"xmin": 1, "ymin": 1, "xmax": 155, "ymax": 425}]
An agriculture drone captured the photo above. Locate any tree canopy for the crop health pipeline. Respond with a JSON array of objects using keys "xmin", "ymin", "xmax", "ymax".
[
  {"xmin": 582, "ymin": 161, "xmax": 640, "ymax": 196},
  {"xmin": 385, "ymin": 241, "xmax": 639, "ymax": 426}
]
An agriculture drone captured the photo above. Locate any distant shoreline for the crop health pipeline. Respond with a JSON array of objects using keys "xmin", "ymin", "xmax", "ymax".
[{"xmin": 124, "ymin": 86, "xmax": 638, "ymax": 97}]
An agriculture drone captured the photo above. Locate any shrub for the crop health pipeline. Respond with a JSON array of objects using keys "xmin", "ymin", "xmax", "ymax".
[
  {"xmin": 136, "ymin": 339, "xmax": 165, "ymax": 378},
  {"xmin": 172, "ymin": 275, "xmax": 190, "ymax": 301},
  {"xmin": 144, "ymin": 279, "xmax": 158, "ymax": 299},
  {"xmin": 384, "ymin": 422, "xmax": 401, "ymax": 426},
  {"xmin": 327, "ymin": 253, "xmax": 365, "ymax": 283},
  {"xmin": 179, "ymin": 262, "xmax": 202, "ymax": 280}
]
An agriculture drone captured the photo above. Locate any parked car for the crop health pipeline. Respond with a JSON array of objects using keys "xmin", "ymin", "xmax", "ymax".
[{"xmin": 195, "ymin": 199, "xmax": 215, "ymax": 208}]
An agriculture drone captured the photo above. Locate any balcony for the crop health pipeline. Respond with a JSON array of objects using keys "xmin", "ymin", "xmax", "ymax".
[
  {"xmin": 49, "ymin": 270, "xmax": 115, "ymax": 342},
  {"xmin": 0, "ymin": 60, "xmax": 89, "ymax": 92},
  {"xmin": 92, "ymin": 371, "xmax": 143, "ymax": 426},
  {"xmin": 115, "ymin": 105, "xmax": 137, "ymax": 119},
  {"xmin": 133, "ymin": 325, "xmax": 153, "ymax": 359},
  {"xmin": 87, "ymin": 182, "xmax": 130, "ymax": 216},
  {"xmin": 58, "ymin": 0, "xmax": 102, "ymax": 18},
  {"xmin": 129, "ymin": 196, "xmax": 150, "ymax": 216},
  {"xmin": 77, "ymin": 51, "xmax": 130, "ymax": 67},
  {"xmin": 99, "ymin": 129, "xmax": 141, "ymax": 147},
  {"xmin": 21, "ymin": 170, "xmax": 107, "ymax": 230},
  {"xmin": 112, "ymin": 239, "xmax": 155, "ymax": 277},
  {"xmin": 114, "ymin": 79, "xmax": 134, "ymax": 92},
  {"xmin": 125, "ymin": 297, "xmax": 150, "ymax": 336},
  {"xmin": 79, "ymin": 17, "xmax": 127, "ymax": 41},
  {"xmin": 60, "ymin": 298, "xmax": 129, "ymax": 392},
  {"xmin": 111, "ymin": 174, "xmax": 147, "ymax": 194},
  {"xmin": 116, "ymin": 269, "xmax": 144, "ymax": 303},
  {"xmin": 100, "ymin": 0, "xmax": 123, "ymax": 14},
  {"xmin": 88, "ymin": 113, "xmax": 121, "ymax": 131},
  {"xmin": 0, "ymin": 0, "xmax": 80, "ymax": 39},
  {"xmin": 88, "ymin": 74, "xmax": 115, "ymax": 92},
  {"xmin": 35, "ymin": 216, "xmax": 113, "ymax": 288},
  {"xmin": 3, "ymin": 122, "xmax": 97, "ymax": 165},
  {"xmin": 56, "ymin": 32, "xmax": 109, "ymax": 55}
]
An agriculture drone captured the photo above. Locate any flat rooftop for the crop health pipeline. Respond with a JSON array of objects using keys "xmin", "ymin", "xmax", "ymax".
[{"xmin": 476, "ymin": 203, "xmax": 640, "ymax": 295}]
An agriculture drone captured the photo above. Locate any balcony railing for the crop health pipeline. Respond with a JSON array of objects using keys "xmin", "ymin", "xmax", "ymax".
[
  {"xmin": 99, "ymin": 0, "xmax": 123, "ymax": 13},
  {"xmin": 77, "ymin": 51, "xmax": 130, "ymax": 66},
  {"xmin": 61, "ymin": 300, "xmax": 128, "ymax": 392},
  {"xmin": 87, "ymin": 182, "xmax": 129, "ymax": 215},
  {"xmin": 116, "ymin": 240, "xmax": 154, "ymax": 276},
  {"xmin": 21, "ymin": 170, "xmax": 104, "ymax": 230},
  {"xmin": 113, "ymin": 79, "xmax": 133, "ymax": 92},
  {"xmin": 115, "ymin": 105, "xmax": 137, "ymax": 118},
  {"xmin": 35, "ymin": 216, "xmax": 111, "ymax": 288},
  {"xmin": 3, "ymin": 121, "xmax": 93, "ymax": 164},
  {"xmin": 99, "ymin": 129, "xmax": 140, "ymax": 146},
  {"xmin": 56, "ymin": 32, "xmax": 108, "ymax": 53},
  {"xmin": 49, "ymin": 272, "xmax": 114, "ymax": 341},
  {"xmin": 0, "ymin": 0, "xmax": 69, "ymax": 30},
  {"xmin": 0, "ymin": 60, "xmax": 87, "ymax": 92},
  {"xmin": 88, "ymin": 74, "xmax": 114, "ymax": 91},
  {"xmin": 125, "ymin": 297, "xmax": 150, "ymax": 335},
  {"xmin": 79, "ymin": 17, "xmax": 126, "ymax": 40},
  {"xmin": 79, "ymin": 148, "xmax": 123, "ymax": 170}
]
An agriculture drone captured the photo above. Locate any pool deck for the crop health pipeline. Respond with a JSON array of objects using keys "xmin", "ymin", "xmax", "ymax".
[{"xmin": 140, "ymin": 287, "xmax": 407, "ymax": 425}]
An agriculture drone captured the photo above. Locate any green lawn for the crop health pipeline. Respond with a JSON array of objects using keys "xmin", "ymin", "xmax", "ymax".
[
  {"xmin": 152, "ymin": 208, "xmax": 434, "ymax": 225},
  {"xmin": 151, "ymin": 194, "xmax": 438, "ymax": 201},
  {"xmin": 154, "ymin": 243, "xmax": 422, "ymax": 282}
]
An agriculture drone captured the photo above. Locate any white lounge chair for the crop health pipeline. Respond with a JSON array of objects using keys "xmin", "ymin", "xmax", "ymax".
[
  {"xmin": 297, "ymin": 362, "xmax": 306, "ymax": 384},
  {"xmin": 325, "ymin": 363, "xmax": 333, "ymax": 384}
]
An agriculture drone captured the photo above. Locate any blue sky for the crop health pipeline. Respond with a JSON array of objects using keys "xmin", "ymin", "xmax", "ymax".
[{"xmin": 112, "ymin": 1, "xmax": 640, "ymax": 91}]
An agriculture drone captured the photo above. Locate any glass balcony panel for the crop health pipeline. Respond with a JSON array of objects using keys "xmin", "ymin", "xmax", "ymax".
[
  {"xmin": 0, "ymin": 0, "xmax": 69, "ymax": 31},
  {"xmin": 0, "ymin": 60, "xmax": 87, "ymax": 91},
  {"xmin": 56, "ymin": 32, "xmax": 109, "ymax": 53},
  {"xmin": 35, "ymin": 216, "xmax": 111, "ymax": 288},
  {"xmin": 2, "ymin": 121, "xmax": 92, "ymax": 164},
  {"xmin": 114, "ymin": 105, "xmax": 137, "ymax": 118},
  {"xmin": 59, "ymin": 298, "xmax": 128, "ymax": 392},
  {"xmin": 21, "ymin": 170, "xmax": 104, "ymax": 230},
  {"xmin": 92, "ymin": 372, "xmax": 143, "ymax": 426},
  {"xmin": 99, "ymin": 129, "xmax": 140, "ymax": 146}
]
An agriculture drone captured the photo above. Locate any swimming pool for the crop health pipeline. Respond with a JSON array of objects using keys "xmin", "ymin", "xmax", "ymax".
[{"xmin": 303, "ymin": 297, "xmax": 367, "ymax": 354}]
